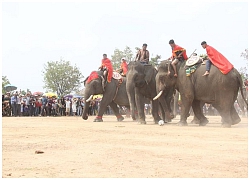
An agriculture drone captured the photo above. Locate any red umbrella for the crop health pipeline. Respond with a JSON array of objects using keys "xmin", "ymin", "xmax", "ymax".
[{"xmin": 33, "ymin": 92, "xmax": 43, "ymax": 96}]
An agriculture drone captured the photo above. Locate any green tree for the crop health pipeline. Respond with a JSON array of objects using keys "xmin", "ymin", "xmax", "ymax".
[
  {"xmin": 239, "ymin": 49, "xmax": 248, "ymax": 80},
  {"xmin": 150, "ymin": 54, "xmax": 161, "ymax": 66},
  {"xmin": 42, "ymin": 59, "xmax": 84, "ymax": 97},
  {"xmin": 241, "ymin": 49, "xmax": 248, "ymax": 60},
  {"xmin": 111, "ymin": 46, "xmax": 135, "ymax": 70},
  {"xmin": 2, "ymin": 76, "xmax": 10, "ymax": 94},
  {"xmin": 111, "ymin": 48, "xmax": 124, "ymax": 70}
]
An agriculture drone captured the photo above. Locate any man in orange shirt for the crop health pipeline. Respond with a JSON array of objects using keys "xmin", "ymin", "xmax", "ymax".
[
  {"xmin": 168, "ymin": 39, "xmax": 188, "ymax": 77},
  {"xmin": 99, "ymin": 54, "xmax": 113, "ymax": 83},
  {"xmin": 118, "ymin": 57, "xmax": 128, "ymax": 76}
]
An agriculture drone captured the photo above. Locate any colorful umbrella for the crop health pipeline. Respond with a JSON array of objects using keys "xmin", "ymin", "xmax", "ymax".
[
  {"xmin": 43, "ymin": 92, "xmax": 57, "ymax": 98},
  {"xmin": 64, "ymin": 94, "xmax": 73, "ymax": 99},
  {"xmin": 33, "ymin": 91, "xmax": 43, "ymax": 96},
  {"xmin": 4, "ymin": 84, "xmax": 17, "ymax": 92},
  {"xmin": 93, "ymin": 94, "xmax": 103, "ymax": 99},
  {"xmin": 73, "ymin": 94, "xmax": 83, "ymax": 99}
]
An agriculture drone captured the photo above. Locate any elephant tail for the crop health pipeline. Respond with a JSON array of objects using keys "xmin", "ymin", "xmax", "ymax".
[{"xmin": 236, "ymin": 69, "xmax": 248, "ymax": 109}]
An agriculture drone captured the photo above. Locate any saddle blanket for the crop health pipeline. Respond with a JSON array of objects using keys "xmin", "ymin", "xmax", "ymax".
[
  {"xmin": 186, "ymin": 65, "xmax": 198, "ymax": 76},
  {"xmin": 112, "ymin": 71, "xmax": 122, "ymax": 80}
]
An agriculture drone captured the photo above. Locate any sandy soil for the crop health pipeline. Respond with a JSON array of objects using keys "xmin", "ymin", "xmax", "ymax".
[{"xmin": 2, "ymin": 115, "xmax": 248, "ymax": 178}]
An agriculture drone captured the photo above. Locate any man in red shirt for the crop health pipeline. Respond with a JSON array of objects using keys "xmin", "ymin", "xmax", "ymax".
[
  {"xmin": 201, "ymin": 41, "xmax": 233, "ymax": 76},
  {"xmin": 99, "ymin": 54, "xmax": 113, "ymax": 83},
  {"xmin": 168, "ymin": 39, "xmax": 188, "ymax": 77},
  {"xmin": 118, "ymin": 57, "xmax": 128, "ymax": 76}
]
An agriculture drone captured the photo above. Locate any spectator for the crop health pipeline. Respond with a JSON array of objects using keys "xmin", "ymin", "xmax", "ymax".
[
  {"xmin": 65, "ymin": 98, "xmax": 71, "ymax": 116},
  {"xmin": 16, "ymin": 94, "xmax": 22, "ymax": 116},
  {"xmin": 72, "ymin": 98, "xmax": 77, "ymax": 116},
  {"xmin": 35, "ymin": 99, "xmax": 40, "ymax": 116},
  {"xmin": 10, "ymin": 92, "xmax": 18, "ymax": 116},
  {"xmin": 41, "ymin": 95, "xmax": 48, "ymax": 116},
  {"xmin": 76, "ymin": 98, "xmax": 82, "ymax": 116}
]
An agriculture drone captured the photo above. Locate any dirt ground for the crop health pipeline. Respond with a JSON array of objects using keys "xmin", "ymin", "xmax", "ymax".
[{"xmin": 2, "ymin": 115, "xmax": 248, "ymax": 178}]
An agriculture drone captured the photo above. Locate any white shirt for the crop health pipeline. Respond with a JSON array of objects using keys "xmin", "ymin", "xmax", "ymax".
[{"xmin": 65, "ymin": 100, "xmax": 71, "ymax": 108}]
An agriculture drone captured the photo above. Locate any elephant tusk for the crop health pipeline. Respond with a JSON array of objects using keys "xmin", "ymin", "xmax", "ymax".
[
  {"xmin": 153, "ymin": 91, "xmax": 163, "ymax": 100},
  {"xmin": 86, "ymin": 95, "xmax": 93, "ymax": 102}
]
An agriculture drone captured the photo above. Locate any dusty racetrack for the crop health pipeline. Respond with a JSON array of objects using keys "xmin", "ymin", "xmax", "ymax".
[{"xmin": 2, "ymin": 115, "xmax": 248, "ymax": 178}]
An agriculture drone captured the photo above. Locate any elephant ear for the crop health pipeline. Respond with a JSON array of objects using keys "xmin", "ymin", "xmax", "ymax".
[
  {"xmin": 83, "ymin": 76, "xmax": 89, "ymax": 86},
  {"xmin": 144, "ymin": 65, "xmax": 155, "ymax": 84}
]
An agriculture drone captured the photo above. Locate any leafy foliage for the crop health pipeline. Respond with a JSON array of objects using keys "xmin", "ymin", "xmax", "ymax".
[
  {"xmin": 42, "ymin": 59, "xmax": 84, "ymax": 96},
  {"xmin": 111, "ymin": 46, "xmax": 161, "ymax": 68},
  {"xmin": 2, "ymin": 76, "xmax": 10, "ymax": 94},
  {"xmin": 111, "ymin": 46, "xmax": 134, "ymax": 70},
  {"xmin": 239, "ymin": 49, "xmax": 248, "ymax": 80},
  {"xmin": 241, "ymin": 49, "xmax": 248, "ymax": 60},
  {"xmin": 150, "ymin": 54, "xmax": 161, "ymax": 66}
]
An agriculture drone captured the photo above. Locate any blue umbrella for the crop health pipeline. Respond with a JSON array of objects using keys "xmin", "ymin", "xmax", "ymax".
[
  {"xmin": 4, "ymin": 84, "xmax": 17, "ymax": 92},
  {"xmin": 73, "ymin": 94, "xmax": 83, "ymax": 99},
  {"xmin": 64, "ymin": 94, "xmax": 73, "ymax": 99}
]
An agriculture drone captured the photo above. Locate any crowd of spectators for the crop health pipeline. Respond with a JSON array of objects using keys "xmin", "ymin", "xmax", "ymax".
[
  {"xmin": 2, "ymin": 91, "xmax": 117, "ymax": 117},
  {"xmin": 2, "ymin": 91, "xmax": 85, "ymax": 117}
]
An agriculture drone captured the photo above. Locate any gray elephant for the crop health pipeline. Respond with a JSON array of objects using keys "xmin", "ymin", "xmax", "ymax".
[
  {"xmin": 154, "ymin": 76, "xmax": 204, "ymax": 124},
  {"xmin": 126, "ymin": 61, "xmax": 162, "ymax": 124},
  {"xmin": 154, "ymin": 60, "xmax": 247, "ymax": 128},
  {"xmin": 82, "ymin": 70, "xmax": 129, "ymax": 122}
]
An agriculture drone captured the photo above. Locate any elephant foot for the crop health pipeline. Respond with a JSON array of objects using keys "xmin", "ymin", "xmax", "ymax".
[
  {"xmin": 221, "ymin": 123, "xmax": 231, "ymax": 128},
  {"xmin": 163, "ymin": 119, "xmax": 171, "ymax": 123},
  {"xmin": 190, "ymin": 119, "xmax": 200, "ymax": 124},
  {"xmin": 199, "ymin": 119, "xmax": 209, "ymax": 126},
  {"xmin": 94, "ymin": 117, "xmax": 103, "ymax": 122},
  {"xmin": 177, "ymin": 121, "xmax": 188, "ymax": 126},
  {"xmin": 170, "ymin": 113, "xmax": 174, "ymax": 119},
  {"xmin": 82, "ymin": 115, "xmax": 88, "ymax": 120},
  {"xmin": 137, "ymin": 120, "xmax": 146, "ymax": 124},
  {"xmin": 117, "ymin": 116, "xmax": 124, "ymax": 122},
  {"xmin": 232, "ymin": 118, "xmax": 241, "ymax": 125}
]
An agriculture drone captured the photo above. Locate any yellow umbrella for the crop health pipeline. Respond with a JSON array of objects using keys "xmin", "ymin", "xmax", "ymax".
[
  {"xmin": 93, "ymin": 94, "xmax": 103, "ymax": 99},
  {"xmin": 43, "ymin": 92, "xmax": 58, "ymax": 98}
]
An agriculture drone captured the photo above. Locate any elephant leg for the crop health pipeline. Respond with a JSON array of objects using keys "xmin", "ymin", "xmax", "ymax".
[
  {"xmin": 95, "ymin": 97, "xmax": 113, "ymax": 122},
  {"xmin": 213, "ymin": 103, "xmax": 232, "ymax": 128},
  {"xmin": 135, "ymin": 89, "xmax": 146, "ymax": 124},
  {"xmin": 231, "ymin": 104, "xmax": 241, "ymax": 125},
  {"xmin": 190, "ymin": 115, "xmax": 200, "ymax": 124},
  {"xmin": 151, "ymin": 99, "xmax": 163, "ymax": 123},
  {"xmin": 158, "ymin": 97, "xmax": 172, "ymax": 123},
  {"xmin": 192, "ymin": 100, "xmax": 209, "ymax": 126},
  {"xmin": 178, "ymin": 93, "xmax": 193, "ymax": 126},
  {"xmin": 109, "ymin": 102, "xmax": 124, "ymax": 122}
]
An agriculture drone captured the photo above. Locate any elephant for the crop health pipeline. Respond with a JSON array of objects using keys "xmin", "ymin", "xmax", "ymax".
[
  {"xmin": 126, "ymin": 61, "xmax": 162, "ymax": 124},
  {"xmin": 155, "ymin": 65, "xmax": 204, "ymax": 123},
  {"xmin": 154, "ymin": 60, "xmax": 248, "ymax": 128},
  {"xmin": 82, "ymin": 70, "xmax": 129, "ymax": 122},
  {"xmin": 237, "ymin": 87, "xmax": 248, "ymax": 117}
]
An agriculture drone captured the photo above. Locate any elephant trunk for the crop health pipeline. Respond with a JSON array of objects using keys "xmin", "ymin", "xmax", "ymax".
[
  {"xmin": 82, "ymin": 93, "xmax": 93, "ymax": 120},
  {"xmin": 126, "ymin": 80, "xmax": 136, "ymax": 121},
  {"xmin": 82, "ymin": 101, "xmax": 90, "ymax": 120}
]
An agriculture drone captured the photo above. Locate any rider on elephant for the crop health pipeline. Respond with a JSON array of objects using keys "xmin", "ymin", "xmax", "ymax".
[
  {"xmin": 201, "ymin": 41, "xmax": 234, "ymax": 76},
  {"xmin": 168, "ymin": 39, "xmax": 188, "ymax": 77},
  {"xmin": 135, "ymin": 43, "xmax": 150, "ymax": 64},
  {"xmin": 99, "ymin": 54, "xmax": 113, "ymax": 83},
  {"xmin": 117, "ymin": 57, "xmax": 128, "ymax": 76}
]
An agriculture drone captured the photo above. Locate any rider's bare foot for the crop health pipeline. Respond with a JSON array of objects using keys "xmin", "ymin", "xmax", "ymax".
[
  {"xmin": 202, "ymin": 71, "xmax": 209, "ymax": 76},
  {"xmin": 174, "ymin": 73, "xmax": 178, "ymax": 77}
]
